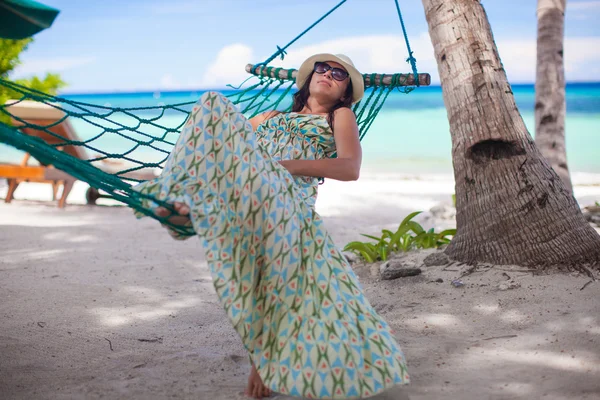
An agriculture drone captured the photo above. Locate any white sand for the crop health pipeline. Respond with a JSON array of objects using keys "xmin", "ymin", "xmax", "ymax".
[{"xmin": 1, "ymin": 174, "xmax": 599, "ymax": 400}]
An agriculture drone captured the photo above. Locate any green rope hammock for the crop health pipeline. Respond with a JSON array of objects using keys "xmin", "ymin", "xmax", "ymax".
[{"xmin": 0, "ymin": 0, "xmax": 430, "ymax": 235}]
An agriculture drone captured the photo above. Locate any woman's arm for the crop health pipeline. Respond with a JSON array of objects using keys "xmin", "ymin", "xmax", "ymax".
[{"xmin": 278, "ymin": 107, "xmax": 362, "ymax": 181}]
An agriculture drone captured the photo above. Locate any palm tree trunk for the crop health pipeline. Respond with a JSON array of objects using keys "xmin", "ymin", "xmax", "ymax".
[
  {"xmin": 535, "ymin": 0, "xmax": 572, "ymax": 193},
  {"xmin": 421, "ymin": 0, "xmax": 600, "ymax": 267}
]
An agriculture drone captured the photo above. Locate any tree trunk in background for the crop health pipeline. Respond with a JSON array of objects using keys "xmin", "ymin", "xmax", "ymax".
[
  {"xmin": 535, "ymin": 0, "xmax": 572, "ymax": 193},
  {"xmin": 421, "ymin": 0, "xmax": 600, "ymax": 267}
]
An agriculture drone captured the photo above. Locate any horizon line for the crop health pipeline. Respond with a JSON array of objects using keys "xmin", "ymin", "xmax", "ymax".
[{"xmin": 59, "ymin": 80, "xmax": 600, "ymax": 97}]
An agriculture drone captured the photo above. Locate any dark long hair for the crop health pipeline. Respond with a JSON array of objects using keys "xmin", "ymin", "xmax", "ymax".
[{"xmin": 291, "ymin": 71, "xmax": 354, "ymax": 128}]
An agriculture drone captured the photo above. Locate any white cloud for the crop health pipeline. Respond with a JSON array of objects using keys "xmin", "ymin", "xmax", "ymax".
[
  {"xmin": 63, "ymin": 32, "xmax": 596, "ymax": 92},
  {"xmin": 568, "ymin": 1, "xmax": 600, "ymax": 10},
  {"xmin": 12, "ymin": 56, "xmax": 96, "ymax": 78},
  {"xmin": 496, "ymin": 39, "xmax": 538, "ymax": 82},
  {"xmin": 277, "ymin": 33, "xmax": 437, "ymax": 77},
  {"xmin": 498, "ymin": 37, "xmax": 600, "ymax": 82},
  {"xmin": 199, "ymin": 43, "xmax": 255, "ymax": 88},
  {"xmin": 197, "ymin": 34, "xmax": 436, "ymax": 89},
  {"xmin": 199, "ymin": 33, "xmax": 599, "ymax": 89},
  {"xmin": 563, "ymin": 37, "xmax": 600, "ymax": 80}
]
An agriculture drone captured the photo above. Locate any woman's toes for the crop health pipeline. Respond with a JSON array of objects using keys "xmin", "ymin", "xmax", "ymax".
[
  {"xmin": 169, "ymin": 215, "xmax": 191, "ymax": 226},
  {"xmin": 174, "ymin": 202, "xmax": 190, "ymax": 215},
  {"xmin": 155, "ymin": 207, "xmax": 169, "ymax": 217},
  {"xmin": 153, "ymin": 203, "xmax": 192, "ymax": 227}
]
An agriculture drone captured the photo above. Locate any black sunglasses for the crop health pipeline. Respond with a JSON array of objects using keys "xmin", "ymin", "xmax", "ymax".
[{"xmin": 313, "ymin": 62, "xmax": 349, "ymax": 81}]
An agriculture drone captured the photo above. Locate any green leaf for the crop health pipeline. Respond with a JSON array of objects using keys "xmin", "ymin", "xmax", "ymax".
[
  {"xmin": 399, "ymin": 211, "xmax": 422, "ymax": 228},
  {"xmin": 379, "ymin": 246, "xmax": 389, "ymax": 261},
  {"xmin": 437, "ymin": 229, "xmax": 457, "ymax": 239},
  {"xmin": 0, "ymin": 39, "xmax": 66, "ymax": 125},
  {"xmin": 360, "ymin": 234, "xmax": 383, "ymax": 242},
  {"xmin": 345, "ymin": 211, "xmax": 457, "ymax": 260},
  {"xmin": 414, "ymin": 230, "xmax": 441, "ymax": 249},
  {"xmin": 390, "ymin": 225, "xmax": 411, "ymax": 246},
  {"xmin": 359, "ymin": 250, "xmax": 376, "ymax": 263},
  {"xmin": 366, "ymin": 242, "xmax": 379, "ymax": 251},
  {"xmin": 398, "ymin": 234, "xmax": 414, "ymax": 252},
  {"xmin": 15, "ymin": 73, "xmax": 66, "ymax": 95},
  {"xmin": 381, "ymin": 229, "xmax": 395, "ymax": 239},
  {"xmin": 407, "ymin": 221, "xmax": 425, "ymax": 235},
  {"xmin": 343, "ymin": 241, "xmax": 379, "ymax": 263},
  {"xmin": 0, "ymin": 38, "xmax": 33, "ymax": 77},
  {"xmin": 343, "ymin": 241, "xmax": 364, "ymax": 252}
]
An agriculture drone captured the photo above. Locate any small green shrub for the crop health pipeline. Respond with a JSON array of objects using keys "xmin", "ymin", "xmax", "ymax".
[
  {"xmin": 0, "ymin": 39, "xmax": 66, "ymax": 125},
  {"xmin": 343, "ymin": 212, "xmax": 456, "ymax": 263}
]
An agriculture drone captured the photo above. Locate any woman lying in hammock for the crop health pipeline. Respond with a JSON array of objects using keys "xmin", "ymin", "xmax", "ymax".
[{"xmin": 134, "ymin": 53, "xmax": 409, "ymax": 399}]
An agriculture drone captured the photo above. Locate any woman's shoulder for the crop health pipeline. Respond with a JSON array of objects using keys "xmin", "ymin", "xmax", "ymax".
[
  {"xmin": 332, "ymin": 107, "xmax": 358, "ymax": 128},
  {"xmin": 333, "ymin": 107, "xmax": 356, "ymax": 117}
]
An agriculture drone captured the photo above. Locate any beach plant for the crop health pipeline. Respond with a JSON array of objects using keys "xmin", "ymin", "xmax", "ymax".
[
  {"xmin": 343, "ymin": 212, "xmax": 456, "ymax": 263},
  {"xmin": 0, "ymin": 38, "xmax": 65, "ymax": 124}
]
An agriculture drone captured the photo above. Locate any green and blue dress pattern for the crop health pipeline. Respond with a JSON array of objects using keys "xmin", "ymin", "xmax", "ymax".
[{"xmin": 133, "ymin": 91, "xmax": 409, "ymax": 399}]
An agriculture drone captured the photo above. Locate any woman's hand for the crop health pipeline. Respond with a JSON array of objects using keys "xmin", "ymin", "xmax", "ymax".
[{"xmin": 277, "ymin": 160, "xmax": 296, "ymax": 175}]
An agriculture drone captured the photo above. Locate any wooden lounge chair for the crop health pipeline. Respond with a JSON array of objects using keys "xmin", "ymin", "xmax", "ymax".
[{"xmin": 0, "ymin": 100, "xmax": 157, "ymax": 207}]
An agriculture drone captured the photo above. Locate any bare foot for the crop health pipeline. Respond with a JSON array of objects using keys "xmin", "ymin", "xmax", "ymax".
[
  {"xmin": 154, "ymin": 201, "xmax": 191, "ymax": 226},
  {"xmin": 245, "ymin": 364, "xmax": 272, "ymax": 399}
]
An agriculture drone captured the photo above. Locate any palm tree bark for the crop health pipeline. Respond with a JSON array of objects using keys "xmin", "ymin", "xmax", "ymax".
[
  {"xmin": 421, "ymin": 0, "xmax": 600, "ymax": 267},
  {"xmin": 535, "ymin": 0, "xmax": 572, "ymax": 193}
]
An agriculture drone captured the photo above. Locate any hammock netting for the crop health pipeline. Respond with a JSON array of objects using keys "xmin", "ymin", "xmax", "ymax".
[{"xmin": 0, "ymin": 0, "xmax": 429, "ymax": 236}]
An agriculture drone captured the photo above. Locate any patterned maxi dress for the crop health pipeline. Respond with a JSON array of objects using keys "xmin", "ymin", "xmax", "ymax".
[{"xmin": 133, "ymin": 91, "xmax": 409, "ymax": 399}]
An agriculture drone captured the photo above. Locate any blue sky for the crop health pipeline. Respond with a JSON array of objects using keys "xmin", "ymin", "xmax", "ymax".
[{"xmin": 11, "ymin": 0, "xmax": 600, "ymax": 93}]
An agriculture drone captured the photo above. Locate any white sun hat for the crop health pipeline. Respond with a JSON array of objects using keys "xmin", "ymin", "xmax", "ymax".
[{"xmin": 295, "ymin": 53, "xmax": 365, "ymax": 104}]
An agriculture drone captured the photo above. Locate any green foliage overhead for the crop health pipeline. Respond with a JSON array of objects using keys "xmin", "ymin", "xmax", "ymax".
[
  {"xmin": 0, "ymin": 38, "xmax": 33, "ymax": 76},
  {"xmin": 343, "ymin": 211, "xmax": 456, "ymax": 263},
  {"xmin": 0, "ymin": 38, "xmax": 66, "ymax": 124},
  {"xmin": 14, "ymin": 73, "xmax": 65, "ymax": 94}
]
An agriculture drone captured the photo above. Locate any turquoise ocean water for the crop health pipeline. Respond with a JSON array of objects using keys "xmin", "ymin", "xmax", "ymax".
[{"xmin": 2, "ymin": 83, "xmax": 599, "ymax": 175}]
